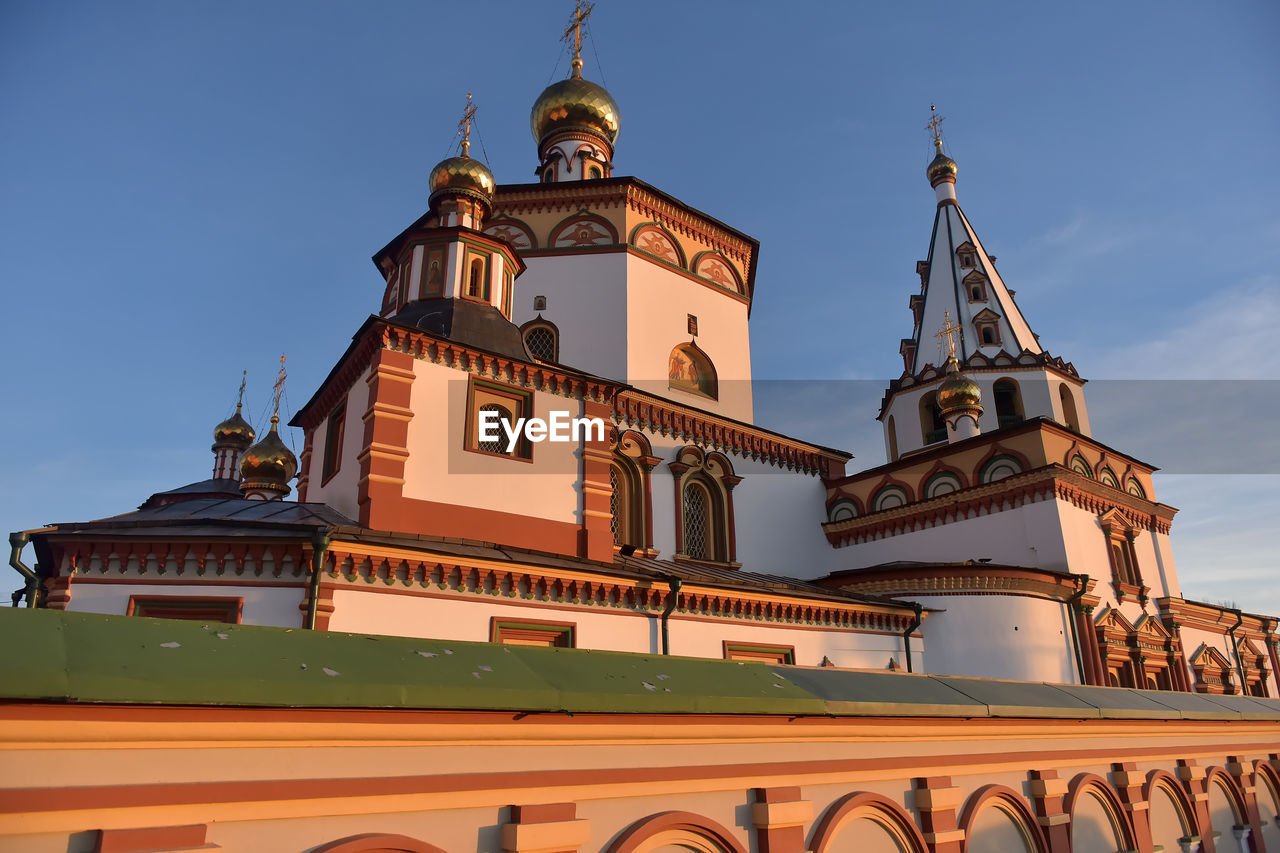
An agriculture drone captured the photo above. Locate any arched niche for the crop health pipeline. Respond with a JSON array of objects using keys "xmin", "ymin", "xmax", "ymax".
[
  {"xmin": 810, "ymin": 792, "xmax": 929, "ymax": 853},
  {"xmin": 605, "ymin": 810, "xmax": 747, "ymax": 853},
  {"xmin": 669, "ymin": 342, "xmax": 717, "ymax": 400}
]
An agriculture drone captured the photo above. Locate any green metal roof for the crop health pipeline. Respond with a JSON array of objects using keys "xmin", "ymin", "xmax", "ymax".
[{"xmin": 3, "ymin": 609, "xmax": 1279, "ymax": 721}]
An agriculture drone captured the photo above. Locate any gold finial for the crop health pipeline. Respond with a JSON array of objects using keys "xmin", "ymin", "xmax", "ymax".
[
  {"xmin": 936, "ymin": 311, "xmax": 962, "ymax": 360},
  {"xmin": 235, "ymin": 370, "xmax": 247, "ymax": 413},
  {"xmin": 927, "ymin": 104, "xmax": 945, "ymax": 154},
  {"xmin": 562, "ymin": 0, "xmax": 594, "ymax": 79},
  {"xmin": 271, "ymin": 354, "xmax": 286, "ymax": 425},
  {"xmin": 458, "ymin": 91, "xmax": 476, "ymax": 158}
]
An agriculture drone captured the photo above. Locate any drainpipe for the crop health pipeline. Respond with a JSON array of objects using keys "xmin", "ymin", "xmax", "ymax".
[
  {"xmin": 304, "ymin": 530, "xmax": 331, "ymax": 629},
  {"xmin": 902, "ymin": 602, "xmax": 923, "ymax": 673},
  {"xmin": 1227, "ymin": 608, "xmax": 1245, "ymax": 693},
  {"xmin": 1066, "ymin": 574, "xmax": 1089, "ymax": 685},
  {"xmin": 660, "ymin": 577, "xmax": 682, "ymax": 655},
  {"xmin": 8, "ymin": 532, "xmax": 38, "ymax": 608}
]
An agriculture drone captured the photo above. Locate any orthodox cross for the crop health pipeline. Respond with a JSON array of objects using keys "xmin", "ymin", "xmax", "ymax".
[
  {"xmin": 936, "ymin": 311, "xmax": 962, "ymax": 359},
  {"xmin": 458, "ymin": 92, "xmax": 476, "ymax": 158},
  {"xmin": 927, "ymin": 104, "xmax": 945, "ymax": 149},
  {"xmin": 271, "ymin": 355, "xmax": 287, "ymax": 419},
  {"xmin": 235, "ymin": 370, "xmax": 246, "ymax": 414},
  {"xmin": 562, "ymin": 0, "xmax": 594, "ymax": 77}
]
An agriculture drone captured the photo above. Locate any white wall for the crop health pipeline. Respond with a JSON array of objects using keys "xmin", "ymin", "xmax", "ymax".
[
  {"xmin": 67, "ymin": 582, "xmax": 304, "ymax": 627},
  {"xmin": 511, "ymin": 252, "xmax": 630, "ymax": 382},
  {"xmin": 836, "ymin": 499, "xmax": 1070, "ymax": 571},
  {"xmin": 625, "ymin": 255, "xmax": 753, "ymax": 422},
  {"xmin": 916, "ymin": 594, "xmax": 1078, "ymax": 683}
]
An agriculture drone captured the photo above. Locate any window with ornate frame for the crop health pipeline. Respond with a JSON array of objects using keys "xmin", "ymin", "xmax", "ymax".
[
  {"xmin": 1099, "ymin": 508, "xmax": 1147, "ymax": 602},
  {"xmin": 127, "ymin": 596, "xmax": 242, "ymax": 623},
  {"xmin": 973, "ymin": 308, "xmax": 1002, "ymax": 348},
  {"xmin": 723, "ymin": 641, "xmax": 795, "ymax": 664},
  {"xmin": 956, "ymin": 241, "xmax": 977, "ymax": 269},
  {"xmin": 465, "ymin": 378, "xmax": 533, "ymax": 460},
  {"xmin": 670, "ymin": 447, "xmax": 739, "ymax": 565},
  {"xmin": 964, "ymin": 270, "xmax": 988, "ymax": 302},
  {"xmin": 464, "ymin": 251, "xmax": 489, "ymax": 301},
  {"xmin": 490, "ymin": 618, "xmax": 575, "ymax": 648}
]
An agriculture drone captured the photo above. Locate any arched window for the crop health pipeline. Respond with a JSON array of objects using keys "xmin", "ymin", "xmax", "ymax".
[
  {"xmin": 1059, "ymin": 383, "xmax": 1080, "ymax": 432},
  {"xmin": 993, "ymin": 378, "xmax": 1024, "ymax": 428},
  {"xmin": 611, "ymin": 457, "xmax": 643, "ymax": 549},
  {"xmin": 521, "ymin": 320, "xmax": 559, "ymax": 363},
  {"xmin": 588, "ymin": 165, "xmax": 602, "ymax": 179},
  {"xmin": 919, "ymin": 391, "xmax": 946, "ymax": 445},
  {"xmin": 886, "ymin": 415, "xmax": 899, "ymax": 460},
  {"xmin": 672, "ymin": 448, "xmax": 737, "ymax": 564},
  {"xmin": 466, "ymin": 256, "xmax": 488, "ymax": 300},
  {"xmin": 541, "ymin": 164, "xmax": 554, "ymax": 183},
  {"xmin": 668, "ymin": 343, "xmax": 717, "ymax": 399}
]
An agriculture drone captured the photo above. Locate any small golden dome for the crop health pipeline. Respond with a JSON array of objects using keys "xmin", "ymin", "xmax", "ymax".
[
  {"xmin": 927, "ymin": 145, "xmax": 958, "ymax": 185},
  {"xmin": 530, "ymin": 73, "xmax": 620, "ymax": 147},
  {"xmin": 938, "ymin": 357, "xmax": 981, "ymax": 411},
  {"xmin": 239, "ymin": 417, "xmax": 298, "ymax": 497},
  {"xmin": 428, "ymin": 155, "xmax": 496, "ymax": 208},
  {"xmin": 212, "ymin": 405, "xmax": 255, "ymax": 450}
]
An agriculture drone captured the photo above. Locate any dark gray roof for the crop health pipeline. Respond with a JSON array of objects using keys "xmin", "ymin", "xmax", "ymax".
[
  {"xmin": 391, "ymin": 298, "xmax": 530, "ymax": 361},
  {"xmin": 141, "ymin": 478, "xmax": 242, "ymax": 508},
  {"xmin": 47, "ymin": 498, "xmax": 356, "ymax": 536}
]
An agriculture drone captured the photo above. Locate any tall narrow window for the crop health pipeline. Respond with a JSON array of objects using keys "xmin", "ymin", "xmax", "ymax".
[
  {"xmin": 1059, "ymin": 383, "xmax": 1080, "ymax": 432},
  {"xmin": 321, "ymin": 404, "xmax": 345, "ymax": 482},
  {"xmin": 920, "ymin": 391, "xmax": 946, "ymax": 444},
  {"xmin": 466, "ymin": 255, "xmax": 489, "ymax": 300},
  {"xmin": 887, "ymin": 415, "xmax": 899, "ymax": 461},
  {"xmin": 992, "ymin": 379, "xmax": 1024, "ymax": 428},
  {"xmin": 682, "ymin": 480, "xmax": 712, "ymax": 560},
  {"xmin": 610, "ymin": 459, "xmax": 643, "ymax": 548}
]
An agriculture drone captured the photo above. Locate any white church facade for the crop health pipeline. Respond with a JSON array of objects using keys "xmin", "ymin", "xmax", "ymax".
[{"xmin": 3, "ymin": 11, "xmax": 1279, "ymax": 853}]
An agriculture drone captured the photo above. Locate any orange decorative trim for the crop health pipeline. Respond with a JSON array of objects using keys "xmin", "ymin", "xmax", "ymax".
[
  {"xmin": 1064, "ymin": 773, "xmax": 1138, "ymax": 852},
  {"xmin": 811, "ymin": 792, "xmax": 930, "ymax": 853},
  {"xmin": 957, "ymin": 784, "xmax": 1048, "ymax": 853}
]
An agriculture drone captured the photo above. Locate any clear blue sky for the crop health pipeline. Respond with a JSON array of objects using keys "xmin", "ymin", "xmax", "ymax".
[{"xmin": 2, "ymin": 2, "xmax": 1276, "ymax": 609}]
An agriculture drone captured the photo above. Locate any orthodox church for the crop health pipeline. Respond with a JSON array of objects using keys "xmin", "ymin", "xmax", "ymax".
[{"xmin": 3, "ymin": 8, "xmax": 1279, "ymax": 853}]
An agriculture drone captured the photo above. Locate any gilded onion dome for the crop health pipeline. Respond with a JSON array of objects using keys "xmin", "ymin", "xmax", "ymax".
[
  {"xmin": 927, "ymin": 140, "xmax": 958, "ymax": 186},
  {"xmin": 212, "ymin": 403, "xmax": 255, "ymax": 451},
  {"xmin": 530, "ymin": 65, "xmax": 620, "ymax": 147},
  {"xmin": 238, "ymin": 416, "xmax": 298, "ymax": 497},
  {"xmin": 428, "ymin": 155, "xmax": 495, "ymax": 208},
  {"xmin": 937, "ymin": 356, "xmax": 981, "ymax": 411}
]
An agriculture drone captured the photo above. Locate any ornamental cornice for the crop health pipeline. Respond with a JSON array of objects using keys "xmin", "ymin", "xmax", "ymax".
[
  {"xmin": 824, "ymin": 465, "xmax": 1173, "ymax": 547},
  {"xmin": 835, "ymin": 572, "xmax": 1075, "ymax": 602},
  {"xmin": 615, "ymin": 390, "xmax": 847, "ymax": 476},
  {"xmin": 322, "ymin": 544, "xmax": 912, "ymax": 633}
]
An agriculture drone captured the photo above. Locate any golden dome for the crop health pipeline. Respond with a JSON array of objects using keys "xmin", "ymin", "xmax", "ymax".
[
  {"xmin": 531, "ymin": 72, "xmax": 620, "ymax": 147},
  {"xmin": 937, "ymin": 357, "xmax": 981, "ymax": 411},
  {"xmin": 927, "ymin": 144, "xmax": 958, "ymax": 185},
  {"xmin": 212, "ymin": 404, "xmax": 255, "ymax": 450},
  {"xmin": 428, "ymin": 155, "xmax": 496, "ymax": 208},
  {"xmin": 238, "ymin": 417, "xmax": 298, "ymax": 497}
]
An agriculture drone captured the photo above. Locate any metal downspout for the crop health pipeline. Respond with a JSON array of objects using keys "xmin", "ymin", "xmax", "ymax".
[
  {"xmin": 8, "ymin": 532, "xmax": 39, "ymax": 608},
  {"xmin": 903, "ymin": 602, "xmax": 923, "ymax": 673},
  {"xmin": 1066, "ymin": 574, "xmax": 1089, "ymax": 685},
  {"xmin": 304, "ymin": 530, "xmax": 331, "ymax": 629},
  {"xmin": 660, "ymin": 577, "xmax": 682, "ymax": 655},
  {"xmin": 1227, "ymin": 608, "xmax": 1246, "ymax": 693}
]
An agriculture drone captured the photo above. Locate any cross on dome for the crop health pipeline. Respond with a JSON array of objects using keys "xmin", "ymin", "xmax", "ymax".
[
  {"xmin": 458, "ymin": 92, "xmax": 477, "ymax": 158},
  {"xmin": 936, "ymin": 311, "xmax": 962, "ymax": 361},
  {"xmin": 271, "ymin": 354, "xmax": 286, "ymax": 420},
  {"xmin": 562, "ymin": 0, "xmax": 594, "ymax": 78}
]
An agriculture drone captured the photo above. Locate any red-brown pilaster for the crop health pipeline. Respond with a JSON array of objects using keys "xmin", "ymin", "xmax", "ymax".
[
  {"xmin": 580, "ymin": 397, "xmax": 614, "ymax": 562},
  {"xmin": 1177, "ymin": 759, "xmax": 1214, "ymax": 852},
  {"xmin": 751, "ymin": 786, "xmax": 811, "ymax": 853},
  {"xmin": 912, "ymin": 776, "xmax": 964, "ymax": 853},
  {"xmin": 356, "ymin": 345, "xmax": 415, "ymax": 532},
  {"xmin": 1227, "ymin": 756, "xmax": 1265, "ymax": 853},
  {"xmin": 502, "ymin": 803, "xmax": 590, "ymax": 853},
  {"xmin": 1028, "ymin": 769, "xmax": 1071, "ymax": 853},
  {"xmin": 1110, "ymin": 762, "xmax": 1153, "ymax": 853}
]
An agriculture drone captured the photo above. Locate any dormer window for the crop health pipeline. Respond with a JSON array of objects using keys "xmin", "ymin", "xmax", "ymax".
[
  {"xmin": 972, "ymin": 308, "xmax": 1001, "ymax": 347},
  {"xmin": 956, "ymin": 241, "xmax": 977, "ymax": 269},
  {"xmin": 963, "ymin": 271, "xmax": 988, "ymax": 302}
]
